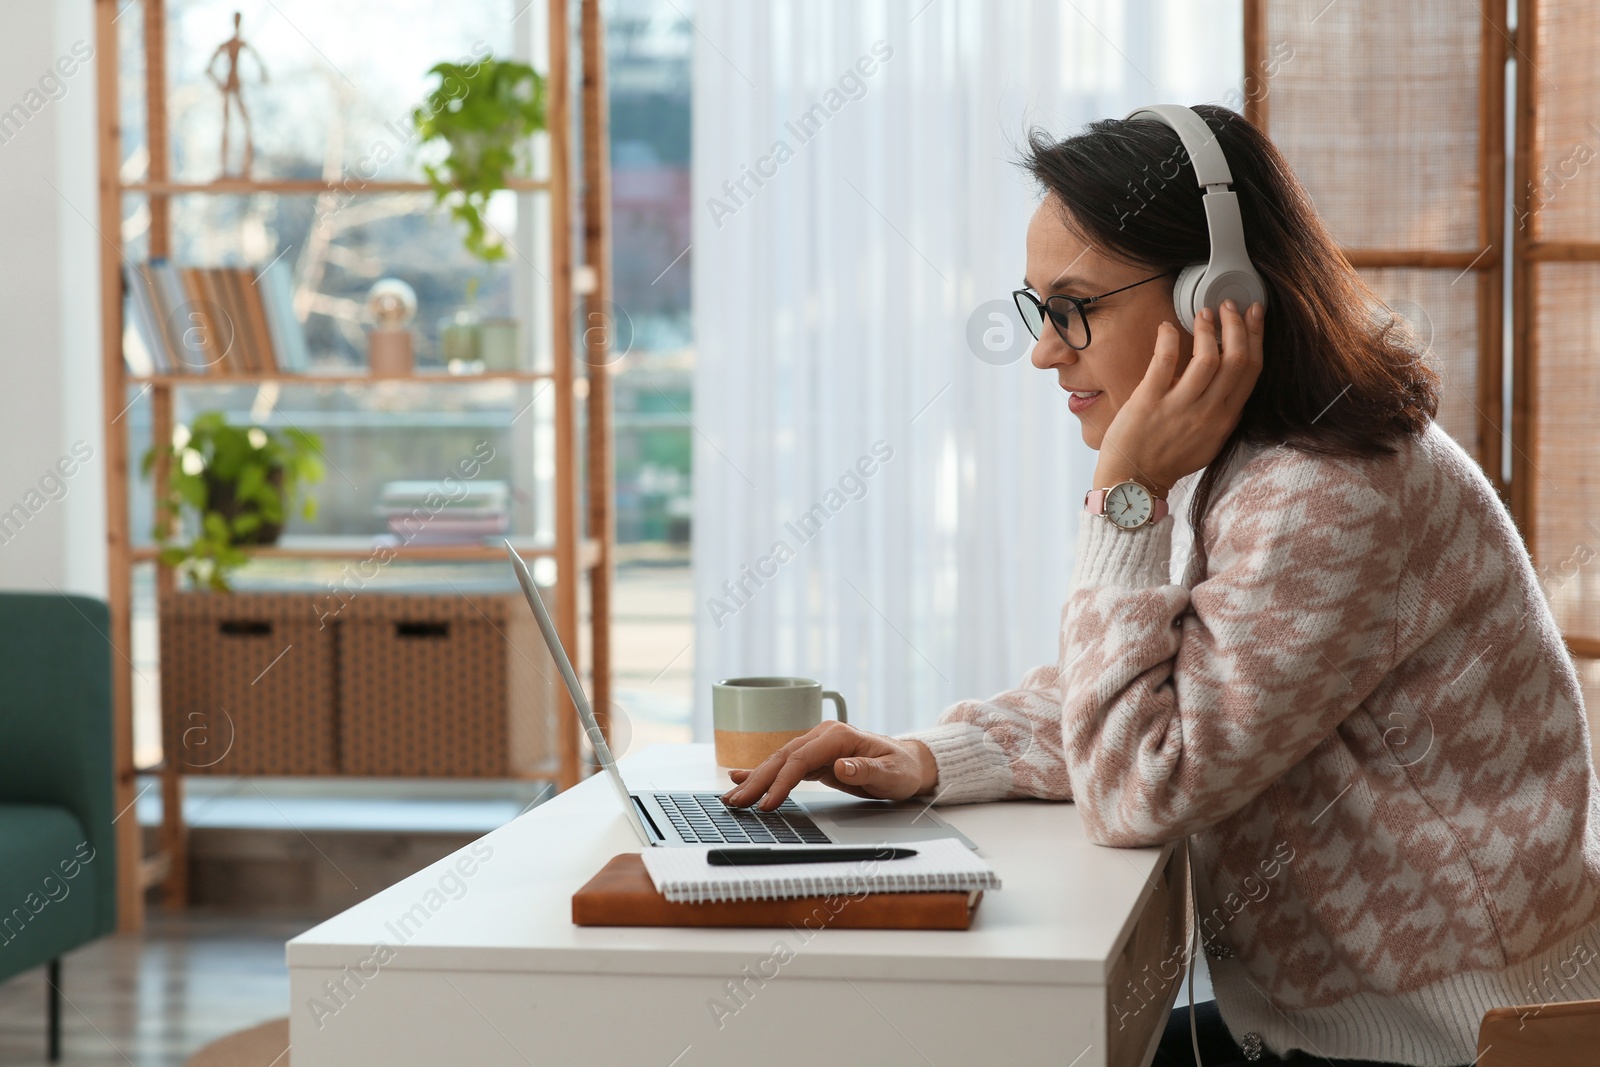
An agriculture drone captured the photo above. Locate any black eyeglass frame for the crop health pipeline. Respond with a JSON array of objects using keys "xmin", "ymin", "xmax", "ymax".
[{"xmin": 1012, "ymin": 269, "xmax": 1181, "ymax": 350}]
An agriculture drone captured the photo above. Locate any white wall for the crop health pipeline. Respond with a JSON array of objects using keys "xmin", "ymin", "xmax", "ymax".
[{"xmin": 0, "ymin": 0, "xmax": 107, "ymax": 597}]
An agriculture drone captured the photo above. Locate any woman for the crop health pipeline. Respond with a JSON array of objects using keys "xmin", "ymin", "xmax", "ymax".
[{"xmin": 721, "ymin": 104, "xmax": 1600, "ymax": 1067}]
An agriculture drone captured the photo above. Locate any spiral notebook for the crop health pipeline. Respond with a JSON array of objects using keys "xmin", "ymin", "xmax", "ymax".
[{"xmin": 638, "ymin": 836, "xmax": 1000, "ymax": 904}]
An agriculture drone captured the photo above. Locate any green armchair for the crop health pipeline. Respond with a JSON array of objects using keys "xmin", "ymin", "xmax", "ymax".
[{"xmin": 0, "ymin": 592, "xmax": 118, "ymax": 1061}]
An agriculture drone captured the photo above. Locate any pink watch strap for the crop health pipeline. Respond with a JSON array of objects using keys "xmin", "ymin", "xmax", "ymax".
[{"xmin": 1084, "ymin": 485, "xmax": 1168, "ymax": 525}]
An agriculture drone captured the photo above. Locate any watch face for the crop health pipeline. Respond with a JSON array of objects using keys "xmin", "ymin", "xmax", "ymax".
[{"xmin": 1105, "ymin": 482, "xmax": 1153, "ymax": 529}]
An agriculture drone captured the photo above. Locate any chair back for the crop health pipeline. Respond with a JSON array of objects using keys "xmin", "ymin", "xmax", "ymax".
[
  {"xmin": 1478, "ymin": 999, "xmax": 1600, "ymax": 1065},
  {"xmin": 0, "ymin": 591, "xmax": 117, "ymax": 936}
]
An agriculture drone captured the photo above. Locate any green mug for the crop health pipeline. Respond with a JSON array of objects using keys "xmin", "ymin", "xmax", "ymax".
[{"xmin": 712, "ymin": 676, "xmax": 848, "ymax": 768}]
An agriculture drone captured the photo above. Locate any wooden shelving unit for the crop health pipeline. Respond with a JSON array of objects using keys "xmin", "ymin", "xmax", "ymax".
[
  {"xmin": 127, "ymin": 371, "xmax": 559, "ymax": 385},
  {"xmin": 94, "ymin": 0, "xmax": 616, "ymax": 931}
]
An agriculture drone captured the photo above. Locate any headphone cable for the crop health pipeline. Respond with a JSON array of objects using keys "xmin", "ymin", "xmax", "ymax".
[{"xmin": 1186, "ymin": 835, "xmax": 1204, "ymax": 1067}]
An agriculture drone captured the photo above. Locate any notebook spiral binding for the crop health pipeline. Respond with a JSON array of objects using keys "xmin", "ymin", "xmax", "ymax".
[{"xmin": 665, "ymin": 868, "xmax": 1002, "ymax": 905}]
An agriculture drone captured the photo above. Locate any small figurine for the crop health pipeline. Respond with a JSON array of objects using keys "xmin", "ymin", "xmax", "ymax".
[
  {"xmin": 366, "ymin": 279, "xmax": 418, "ymax": 376},
  {"xmin": 206, "ymin": 12, "xmax": 267, "ymax": 179}
]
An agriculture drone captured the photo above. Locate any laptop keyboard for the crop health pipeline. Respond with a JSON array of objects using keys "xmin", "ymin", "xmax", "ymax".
[{"xmin": 655, "ymin": 793, "xmax": 833, "ymax": 845}]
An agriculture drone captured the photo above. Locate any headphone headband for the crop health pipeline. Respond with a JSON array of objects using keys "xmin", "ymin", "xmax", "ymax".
[
  {"xmin": 1125, "ymin": 104, "xmax": 1234, "ymax": 187},
  {"xmin": 1122, "ymin": 104, "xmax": 1268, "ymax": 332}
]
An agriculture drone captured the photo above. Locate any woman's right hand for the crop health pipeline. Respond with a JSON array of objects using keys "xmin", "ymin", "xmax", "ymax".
[{"xmin": 719, "ymin": 720, "xmax": 939, "ymax": 811}]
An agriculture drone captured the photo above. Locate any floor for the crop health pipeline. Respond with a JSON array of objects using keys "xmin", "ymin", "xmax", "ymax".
[{"xmin": 0, "ymin": 912, "xmax": 307, "ymax": 1067}]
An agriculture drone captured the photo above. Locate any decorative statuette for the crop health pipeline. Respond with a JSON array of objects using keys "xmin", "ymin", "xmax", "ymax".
[
  {"xmin": 206, "ymin": 12, "xmax": 268, "ymax": 179},
  {"xmin": 366, "ymin": 279, "xmax": 418, "ymax": 377}
]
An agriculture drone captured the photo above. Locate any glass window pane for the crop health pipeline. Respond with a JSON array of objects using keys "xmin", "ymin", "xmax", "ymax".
[{"xmin": 164, "ymin": 0, "xmax": 546, "ymax": 184}]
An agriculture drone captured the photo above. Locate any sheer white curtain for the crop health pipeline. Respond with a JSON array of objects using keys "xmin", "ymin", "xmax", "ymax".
[{"xmin": 689, "ymin": 0, "xmax": 1243, "ymax": 741}]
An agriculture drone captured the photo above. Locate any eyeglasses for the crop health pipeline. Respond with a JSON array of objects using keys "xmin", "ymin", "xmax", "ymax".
[{"xmin": 1012, "ymin": 269, "xmax": 1180, "ymax": 350}]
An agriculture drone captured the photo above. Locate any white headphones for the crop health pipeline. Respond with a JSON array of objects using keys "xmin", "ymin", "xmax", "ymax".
[{"xmin": 1124, "ymin": 104, "xmax": 1269, "ymax": 334}]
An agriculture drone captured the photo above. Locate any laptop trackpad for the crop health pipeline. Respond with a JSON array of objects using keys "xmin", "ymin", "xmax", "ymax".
[
  {"xmin": 803, "ymin": 796, "xmax": 979, "ymax": 848},
  {"xmin": 825, "ymin": 808, "xmax": 930, "ymax": 827}
]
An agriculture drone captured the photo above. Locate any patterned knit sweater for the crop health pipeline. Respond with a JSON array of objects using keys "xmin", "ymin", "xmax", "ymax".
[{"xmin": 898, "ymin": 420, "xmax": 1600, "ymax": 1066}]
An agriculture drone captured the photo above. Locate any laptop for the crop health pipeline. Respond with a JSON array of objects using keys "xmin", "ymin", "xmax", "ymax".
[{"xmin": 505, "ymin": 542, "xmax": 977, "ymax": 850}]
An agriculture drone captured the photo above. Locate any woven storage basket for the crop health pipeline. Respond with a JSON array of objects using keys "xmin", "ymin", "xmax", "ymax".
[
  {"xmin": 159, "ymin": 592, "xmax": 338, "ymax": 775},
  {"xmin": 337, "ymin": 591, "xmax": 555, "ymax": 777}
]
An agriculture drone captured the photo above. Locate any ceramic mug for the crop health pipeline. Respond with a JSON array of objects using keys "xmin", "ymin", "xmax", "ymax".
[{"xmin": 712, "ymin": 676, "xmax": 847, "ymax": 768}]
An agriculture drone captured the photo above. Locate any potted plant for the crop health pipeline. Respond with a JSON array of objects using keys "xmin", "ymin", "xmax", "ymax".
[
  {"xmin": 413, "ymin": 55, "xmax": 544, "ymax": 373},
  {"xmin": 412, "ymin": 56, "xmax": 547, "ymax": 263},
  {"xmin": 142, "ymin": 411, "xmax": 325, "ymax": 591}
]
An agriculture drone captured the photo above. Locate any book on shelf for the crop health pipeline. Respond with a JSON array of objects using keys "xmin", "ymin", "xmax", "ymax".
[
  {"xmin": 376, "ymin": 480, "xmax": 512, "ymax": 544},
  {"xmin": 150, "ymin": 261, "xmax": 192, "ymax": 370},
  {"xmin": 235, "ymin": 266, "xmax": 279, "ymax": 374},
  {"xmin": 121, "ymin": 258, "xmax": 307, "ymax": 377},
  {"xmin": 190, "ymin": 265, "xmax": 229, "ymax": 372},
  {"xmin": 216, "ymin": 267, "xmax": 252, "ymax": 373},
  {"xmin": 376, "ymin": 480, "xmax": 511, "ymax": 517},
  {"xmin": 258, "ymin": 258, "xmax": 310, "ymax": 372},
  {"xmin": 121, "ymin": 264, "xmax": 165, "ymax": 376}
]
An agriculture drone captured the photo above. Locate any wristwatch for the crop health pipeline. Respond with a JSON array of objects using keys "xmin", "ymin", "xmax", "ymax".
[{"xmin": 1085, "ymin": 480, "xmax": 1168, "ymax": 530}]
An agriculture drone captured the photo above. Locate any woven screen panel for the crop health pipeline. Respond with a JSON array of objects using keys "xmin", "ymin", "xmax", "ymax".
[
  {"xmin": 1573, "ymin": 659, "xmax": 1600, "ymax": 767},
  {"xmin": 1261, "ymin": 0, "xmax": 1481, "ymax": 252},
  {"xmin": 1530, "ymin": 0, "xmax": 1600, "ymax": 242},
  {"xmin": 1532, "ymin": 262, "xmax": 1600, "ymax": 641},
  {"xmin": 1358, "ymin": 266, "xmax": 1481, "ymax": 459}
]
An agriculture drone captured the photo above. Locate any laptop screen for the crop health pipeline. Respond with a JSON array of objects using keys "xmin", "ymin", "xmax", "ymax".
[{"xmin": 505, "ymin": 542, "xmax": 654, "ymax": 846}]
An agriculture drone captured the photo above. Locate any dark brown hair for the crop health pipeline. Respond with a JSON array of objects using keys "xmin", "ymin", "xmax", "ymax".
[{"xmin": 1021, "ymin": 104, "xmax": 1439, "ymax": 532}]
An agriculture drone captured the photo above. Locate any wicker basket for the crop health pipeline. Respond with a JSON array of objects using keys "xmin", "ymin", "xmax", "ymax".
[
  {"xmin": 159, "ymin": 592, "xmax": 338, "ymax": 776},
  {"xmin": 336, "ymin": 591, "xmax": 556, "ymax": 777}
]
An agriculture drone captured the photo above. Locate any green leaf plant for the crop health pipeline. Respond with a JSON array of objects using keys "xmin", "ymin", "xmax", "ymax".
[
  {"xmin": 412, "ymin": 55, "xmax": 548, "ymax": 262},
  {"xmin": 141, "ymin": 411, "xmax": 325, "ymax": 591}
]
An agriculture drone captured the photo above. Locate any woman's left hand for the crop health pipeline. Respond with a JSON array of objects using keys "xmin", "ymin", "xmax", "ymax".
[{"xmin": 1093, "ymin": 298, "xmax": 1265, "ymax": 497}]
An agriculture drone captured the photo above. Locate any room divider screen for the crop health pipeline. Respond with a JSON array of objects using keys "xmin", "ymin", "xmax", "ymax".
[
  {"xmin": 1515, "ymin": 1, "xmax": 1600, "ymax": 724},
  {"xmin": 1247, "ymin": 0, "xmax": 1600, "ymax": 757},
  {"xmin": 1244, "ymin": 0, "xmax": 1506, "ymax": 483}
]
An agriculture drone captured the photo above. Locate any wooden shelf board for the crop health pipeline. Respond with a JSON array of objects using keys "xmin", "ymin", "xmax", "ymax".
[
  {"xmin": 122, "ymin": 177, "xmax": 550, "ymax": 196},
  {"xmin": 153, "ymin": 759, "xmax": 568, "ymax": 785},
  {"xmin": 131, "ymin": 537, "xmax": 602, "ymax": 567},
  {"xmin": 128, "ymin": 371, "xmax": 555, "ymax": 387}
]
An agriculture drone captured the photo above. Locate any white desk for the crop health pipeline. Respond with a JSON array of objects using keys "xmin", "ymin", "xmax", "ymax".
[{"xmin": 288, "ymin": 743, "xmax": 1187, "ymax": 1066}]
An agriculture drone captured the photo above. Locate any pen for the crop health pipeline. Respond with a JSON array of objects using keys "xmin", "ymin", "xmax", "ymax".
[{"xmin": 707, "ymin": 846, "xmax": 918, "ymax": 866}]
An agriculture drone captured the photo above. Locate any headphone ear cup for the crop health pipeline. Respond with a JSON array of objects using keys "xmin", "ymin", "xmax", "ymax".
[{"xmin": 1172, "ymin": 263, "xmax": 1207, "ymax": 334}]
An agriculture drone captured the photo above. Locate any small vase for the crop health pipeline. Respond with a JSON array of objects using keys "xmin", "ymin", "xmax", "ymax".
[
  {"xmin": 367, "ymin": 328, "xmax": 415, "ymax": 377},
  {"xmin": 439, "ymin": 307, "xmax": 482, "ymax": 366},
  {"xmin": 479, "ymin": 317, "xmax": 520, "ymax": 371}
]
